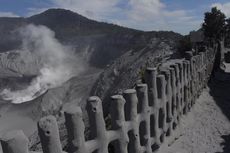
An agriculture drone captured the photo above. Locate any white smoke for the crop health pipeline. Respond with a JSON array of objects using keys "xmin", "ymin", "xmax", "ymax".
[{"xmin": 0, "ymin": 24, "xmax": 83, "ymax": 104}]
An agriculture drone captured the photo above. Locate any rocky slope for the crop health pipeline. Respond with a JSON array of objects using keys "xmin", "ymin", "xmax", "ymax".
[
  {"xmin": 90, "ymin": 37, "xmax": 177, "ymax": 114},
  {"xmin": 0, "ymin": 8, "xmax": 183, "ymax": 150},
  {"xmin": 0, "ymin": 50, "xmax": 40, "ymax": 78}
]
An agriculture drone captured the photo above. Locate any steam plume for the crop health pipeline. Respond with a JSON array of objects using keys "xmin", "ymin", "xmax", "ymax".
[{"xmin": 0, "ymin": 24, "xmax": 83, "ymax": 104}]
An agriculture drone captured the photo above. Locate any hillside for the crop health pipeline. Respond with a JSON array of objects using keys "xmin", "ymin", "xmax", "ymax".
[
  {"xmin": 0, "ymin": 9, "xmax": 182, "ymax": 67},
  {"xmin": 0, "ymin": 8, "xmax": 183, "ymax": 151}
]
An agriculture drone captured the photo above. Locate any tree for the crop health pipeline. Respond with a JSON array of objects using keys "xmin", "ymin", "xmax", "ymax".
[
  {"xmin": 225, "ymin": 18, "xmax": 230, "ymax": 33},
  {"xmin": 177, "ymin": 35, "xmax": 192, "ymax": 56},
  {"xmin": 225, "ymin": 18, "xmax": 230, "ymax": 46},
  {"xmin": 202, "ymin": 7, "xmax": 226, "ymax": 42}
]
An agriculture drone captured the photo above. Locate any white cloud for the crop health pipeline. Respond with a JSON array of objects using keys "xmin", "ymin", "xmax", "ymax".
[
  {"xmin": 27, "ymin": 8, "xmax": 50, "ymax": 17},
  {"xmin": 211, "ymin": 2, "xmax": 230, "ymax": 17},
  {"xmin": 123, "ymin": 0, "xmax": 200, "ymax": 34},
  {"xmin": 51, "ymin": 0, "xmax": 121, "ymax": 20},
  {"xmin": 127, "ymin": 0, "xmax": 165, "ymax": 21},
  {"xmin": 28, "ymin": 0, "xmax": 200, "ymax": 34},
  {"xmin": 0, "ymin": 11, "xmax": 19, "ymax": 17}
]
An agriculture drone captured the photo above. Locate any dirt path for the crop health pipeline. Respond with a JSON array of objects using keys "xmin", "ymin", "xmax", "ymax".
[{"xmin": 161, "ymin": 84, "xmax": 230, "ymax": 153}]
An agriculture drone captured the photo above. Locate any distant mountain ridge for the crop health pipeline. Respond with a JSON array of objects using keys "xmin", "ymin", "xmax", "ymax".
[
  {"xmin": 0, "ymin": 9, "xmax": 140, "ymax": 52},
  {"xmin": 28, "ymin": 9, "xmax": 141, "ymax": 37},
  {"xmin": 0, "ymin": 8, "xmax": 182, "ymax": 68}
]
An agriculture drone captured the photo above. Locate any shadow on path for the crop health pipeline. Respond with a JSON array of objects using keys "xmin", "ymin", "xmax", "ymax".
[
  {"xmin": 215, "ymin": 134, "xmax": 230, "ymax": 153},
  {"xmin": 209, "ymin": 71, "xmax": 230, "ymax": 153},
  {"xmin": 209, "ymin": 73, "xmax": 230, "ymax": 120}
]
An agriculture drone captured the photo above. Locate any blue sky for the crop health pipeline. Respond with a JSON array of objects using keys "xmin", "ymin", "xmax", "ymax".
[{"xmin": 0, "ymin": 0, "xmax": 230, "ymax": 35}]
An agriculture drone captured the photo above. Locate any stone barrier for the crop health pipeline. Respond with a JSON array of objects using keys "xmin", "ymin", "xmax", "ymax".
[{"xmin": 0, "ymin": 47, "xmax": 216, "ymax": 153}]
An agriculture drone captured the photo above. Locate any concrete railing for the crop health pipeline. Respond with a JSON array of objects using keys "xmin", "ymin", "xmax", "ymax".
[{"xmin": 0, "ymin": 47, "xmax": 216, "ymax": 153}]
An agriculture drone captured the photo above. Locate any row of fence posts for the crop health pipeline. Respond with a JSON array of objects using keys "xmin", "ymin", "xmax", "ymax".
[{"xmin": 0, "ymin": 48, "xmax": 216, "ymax": 153}]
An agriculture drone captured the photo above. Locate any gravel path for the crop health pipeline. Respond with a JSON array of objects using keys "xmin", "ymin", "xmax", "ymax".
[{"xmin": 161, "ymin": 82, "xmax": 230, "ymax": 153}]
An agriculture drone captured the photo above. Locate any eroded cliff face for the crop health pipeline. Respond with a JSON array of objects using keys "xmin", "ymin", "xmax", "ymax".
[
  {"xmin": 0, "ymin": 50, "xmax": 41, "ymax": 78},
  {"xmin": 90, "ymin": 37, "xmax": 178, "ymax": 114},
  {"xmin": 0, "ymin": 51, "xmax": 41, "ymax": 104}
]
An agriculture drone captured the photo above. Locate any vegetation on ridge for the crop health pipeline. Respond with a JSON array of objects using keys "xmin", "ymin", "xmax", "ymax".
[{"xmin": 202, "ymin": 7, "xmax": 230, "ymax": 46}]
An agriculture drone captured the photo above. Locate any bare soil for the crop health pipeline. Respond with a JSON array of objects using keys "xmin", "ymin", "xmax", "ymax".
[{"xmin": 161, "ymin": 79, "xmax": 230, "ymax": 153}]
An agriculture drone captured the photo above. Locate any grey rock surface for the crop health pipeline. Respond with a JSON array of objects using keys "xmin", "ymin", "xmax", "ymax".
[{"xmin": 90, "ymin": 37, "xmax": 178, "ymax": 114}]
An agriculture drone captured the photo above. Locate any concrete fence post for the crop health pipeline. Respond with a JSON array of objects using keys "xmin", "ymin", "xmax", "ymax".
[
  {"xmin": 157, "ymin": 75, "xmax": 167, "ymax": 143},
  {"xmin": 198, "ymin": 54, "xmax": 203, "ymax": 94},
  {"xmin": 144, "ymin": 68, "xmax": 158, "ymax": 107},
  {"xmin": 110, "ymin": 95, "xmax": 128, "ymax": 153},
  {"xmin": 123, "ymin": 89, "xmax": 141, "ymax": 153},
  {"xmin": 123, "ymin": 89, "xmax": 138, "ymax": 121},
  {"xmin": 170, "ymin": 64, "xmax": 181, "ymax": 124},
  {"xmin": 110, "ymin": 95, "xmax": 126, "ymax": 129},
  {"xmin": 0, "ymin": 130, "xmax": 29, "ymax": 153},
  {"xmin": 161, "ymin": 69, "xmax": 173, "ymax": 136},
  {"xmin": 196, "ymin": 55, "xmax": 201, "ymax": 93},
  {"xmin": 187, "ymin": 60, "xmax": 191, "ymax": 108},
  {"xmin": 136, "ymin": 84, "xmax": 149, "ymax": 113},
  {"xmin": 136, "ymin": 84, "xmax": 152, "ymax": 153},
  {"xmin": 144, "ymin": 68, "xmax": 160, "ymax": 148},
  {"xmin": 183, "ymin": 61, "xmax": 188, "ymax": 114},
  {"xmin": 169, "ymin": 67, "xmax": 177, "ymax": 130},
  {"xmin": 38, "ymin": 115, "xmax": 63, "ymax": 153},
  {"xmin": 87, "ymin": 96, "xmax": 108, "ymax": 153},
  {"xmin": 192, "ymin": 58, "xmax": 197, "ymax": 103},
  {"xmin": 185, "ymin": 60, "xmax": 191, "ymax": 112},
  {"xmin": 64, "ymin": 104, "xmax": 87, "ymax": 153},
  {"xmin": 192, "ymin": 57, "xmax": 196, "ymax": 98},
  {"xmin": 191, "ymin": 57, "xmax": 196, "ymax": 105},
  {"xmin": 176, "ymin": 62, "xmax": 184, "ymax": 116},
  {"xmin": 196, "ymin": 55, "xmax": 201, "ymax": 96}
]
